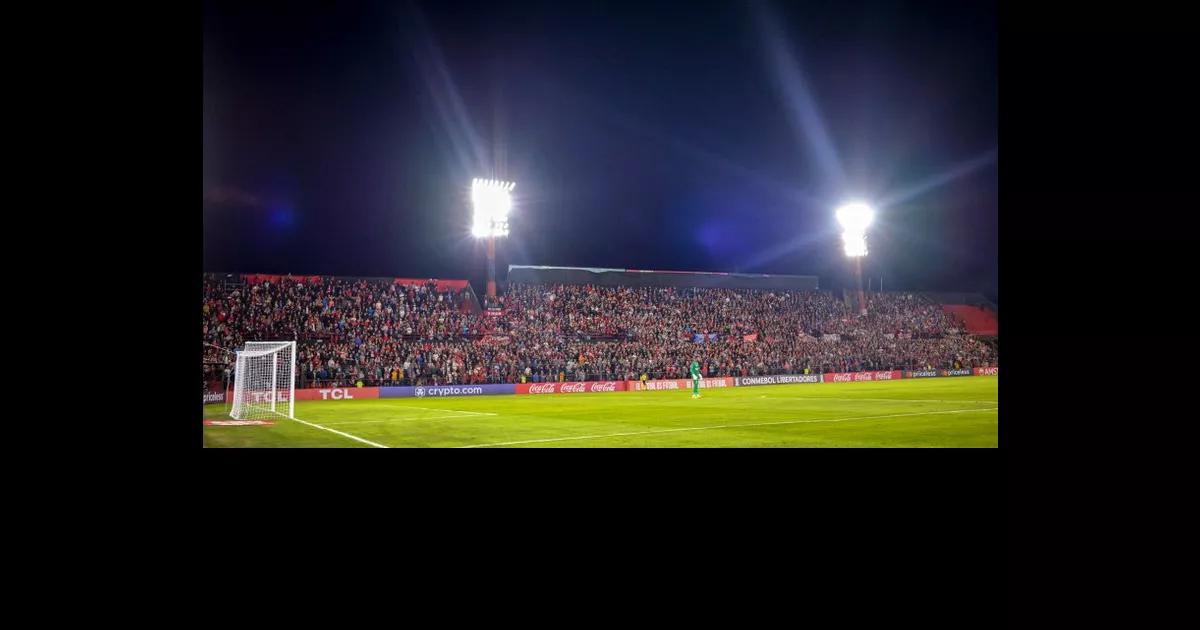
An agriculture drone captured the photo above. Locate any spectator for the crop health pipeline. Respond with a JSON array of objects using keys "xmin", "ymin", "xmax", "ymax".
[{"xmin": 203, "ymin": 274, "xmax": 995, "ymax": 386}]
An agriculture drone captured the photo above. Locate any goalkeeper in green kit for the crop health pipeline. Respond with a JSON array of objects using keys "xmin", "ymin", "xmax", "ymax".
[{"xmin": 690, "ymin": 358, "xmax": 702, "ymax": 399}]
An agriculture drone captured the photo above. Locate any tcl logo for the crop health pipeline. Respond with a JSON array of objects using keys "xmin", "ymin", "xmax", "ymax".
[
  {"xmin": 248, "ymin": 391, "xmax": 289, "ymax": 403},
  {"xmin": 318, "ymin": 388, "xmax": 355, "ymax": 400}
]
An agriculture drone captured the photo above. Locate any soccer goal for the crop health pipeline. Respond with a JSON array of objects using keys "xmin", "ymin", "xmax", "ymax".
[{"xmin": 230, "ymin": 341, "xmax": 296, "ymax": 420}]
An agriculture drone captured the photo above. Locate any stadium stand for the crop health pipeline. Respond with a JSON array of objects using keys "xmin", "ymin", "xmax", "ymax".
[
  {"xmin": 204, "ymin": 271, "xmax": 997, "ymax": 388},
  {"xmin": 941, "ymin": 304, "xmax": 998, "ymax": 336}
]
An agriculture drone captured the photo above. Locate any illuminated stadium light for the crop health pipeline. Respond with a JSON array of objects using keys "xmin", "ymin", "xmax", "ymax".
[
  {"xmin": 471, "ymin": 178, "xmax": 515, "ymax": 238},
  {"xmin": 835, "ymin": 201, "xmax": 874, "ymax": 258},
  {"xmin": 834, "ymin": 201, "xmax": 875, "ymax": 316},
  {"xmin": 835, "ymin": 201, "xmax": 874, "ymax": 235},
  {"xmin": 842, "ymin": 233, "xmax": 868, "ymax": 257},
  {"xmin": 471, "ymin": 178, "xmax": 516, "ymax": 299}
]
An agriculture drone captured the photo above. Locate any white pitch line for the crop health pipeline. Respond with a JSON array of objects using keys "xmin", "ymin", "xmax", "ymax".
[
  {"xmin": 397, "ymin": 405, "xmax": 496, "ymax": 416},
  {"xmin": 760, "ymin": 396, "xmax": 998, "ymax": 404},
  {"xmin": 284, "ymin": 415, "xmax": 390, "ymax": 448},
  {"xmin": 458, "ymin": 407, "xmax": 997, "ymax": 448},
  {"xmin": 322, "ymin": 413, "xmax": 495, "ymax": 426}
]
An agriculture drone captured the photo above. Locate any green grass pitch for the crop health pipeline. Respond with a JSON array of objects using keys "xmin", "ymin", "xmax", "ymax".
[{"xmin": 202, "ymin": 376, "xmax": 997, "ymax": 448}]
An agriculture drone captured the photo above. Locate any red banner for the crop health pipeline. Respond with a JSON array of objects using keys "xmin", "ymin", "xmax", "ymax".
[
  {"xmin": 242, "ymin": 274, "xmax": 323, "ymax": 285},
  {"xmin": 239, "ymin": 274, "xmax": 470, "ymax": 289},
  {"xmin": 292, "ymin": 387, "xmax": 380, "ymax": 401},
  {"xmin": 393, "ymin": 278, "xmax": 469, "ymax": 291},
  {"xmin": 973, "ymin": 367, "xmax": 999, "ymax": 376},
  {"xmin": 821, "ymin": 370, "xmax": 903, "ymax": 383},
  {"xmin": 626, "ymin": 377, "xmax": 735, "ymax": 391},
  {"xmin": 516, "ymin": 381, "xmax": 627, "ymax": 394}
]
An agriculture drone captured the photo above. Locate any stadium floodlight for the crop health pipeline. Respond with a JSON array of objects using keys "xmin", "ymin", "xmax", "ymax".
[
  {"xmin": 834, "ymin": 201, "xmax": 875, "ymax": 315},
  {"xmin": 472, "ymin": 178, "xmax": 515, "ymax": 238},
  {"xmin": 471, "ymin": 178, "xmax": 516, "ymax": 298},
  {"xmin": 835, "ymin": 202, "xmax": 874, "ymax": 235}
]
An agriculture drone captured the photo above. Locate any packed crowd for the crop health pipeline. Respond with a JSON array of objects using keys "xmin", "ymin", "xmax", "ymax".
[
  {"xmin": 203, "ymin": 275, "xmax": 996, "ymax": 388},
  {"xmin": 202, "ymin": 275, "xmax": 490, "ymax": 388}
]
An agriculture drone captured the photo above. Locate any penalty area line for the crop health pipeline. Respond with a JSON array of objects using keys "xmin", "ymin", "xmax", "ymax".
[
  {"xmin": 458, "ymin": 407, "xmax": 997, "ymax": 448},
  {"xmin": 321, "ymin": 413, "xmax": 495, "ymax": 426},
  {"xmin": 285, "ymin": 415, "xmax": 389, "ymax": 448}
]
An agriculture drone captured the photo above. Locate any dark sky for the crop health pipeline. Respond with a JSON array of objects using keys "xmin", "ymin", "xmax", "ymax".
[{"xmin": 204, "ymin": 0, "xmax": 997, "ymax": 300}]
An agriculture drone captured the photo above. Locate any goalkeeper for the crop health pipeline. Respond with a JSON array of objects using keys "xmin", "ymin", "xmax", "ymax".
[{"xmin": 690, "ymin": 357, "xmax": 702, "ymax": 399}]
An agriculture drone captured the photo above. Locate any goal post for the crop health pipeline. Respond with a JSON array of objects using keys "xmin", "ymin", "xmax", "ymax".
[{"xmin": 230, "ymin": 341, "xmax": 296, "ymax": 420}]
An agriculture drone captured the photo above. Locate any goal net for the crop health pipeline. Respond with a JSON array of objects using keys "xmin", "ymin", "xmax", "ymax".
[{"xmin": 230, "ymin": 341, "xmax": 296, "ymax": 420}]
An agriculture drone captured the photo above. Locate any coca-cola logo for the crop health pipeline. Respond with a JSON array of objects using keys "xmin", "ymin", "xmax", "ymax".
[
  {"xmin": 827, "ymin": 371, "xmax": 899, "ymax": 383},
  {"xmin": 560, "ymin": 382, "xmax": 586, "ymax": 393},
  {"xmin": 589, "ymin": 382, "xmax": 617, "ymax": 392},
  {"xmin": 529, "ymin": 383, "xmax": 557, "ymax": 394}
]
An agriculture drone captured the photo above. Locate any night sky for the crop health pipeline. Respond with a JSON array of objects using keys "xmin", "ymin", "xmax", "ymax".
[{"xmin": 204, "ymin": 0, "xmax": 996, "ymax": 300}]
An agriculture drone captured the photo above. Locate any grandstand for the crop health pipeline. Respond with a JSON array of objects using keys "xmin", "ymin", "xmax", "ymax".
[{"xmin": 203, "ymin": 267, "xmax": 996, "ymax": 396}]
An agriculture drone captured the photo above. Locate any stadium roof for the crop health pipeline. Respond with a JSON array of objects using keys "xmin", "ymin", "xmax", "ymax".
[{"xmin": 507, "ymin": 265, "xmax": 819, "ymax": 290}]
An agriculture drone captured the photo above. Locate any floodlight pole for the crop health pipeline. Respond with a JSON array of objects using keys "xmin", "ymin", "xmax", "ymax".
[
  {"xmin": 855, "ymin": 256, "xmax": 866, "ymax": 316},
  {"xmin": 487, "ymin": 235, "xmax": 497, "ymax": 298}
]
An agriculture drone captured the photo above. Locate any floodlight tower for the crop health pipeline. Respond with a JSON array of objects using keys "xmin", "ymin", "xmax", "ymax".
[
  {"xmin": 471, "ymin": 178, "xmax": 516, "ymax": 299},
  {"xmin": 835, "ymin": 201, "xmax": 875, "ymax": 316}
]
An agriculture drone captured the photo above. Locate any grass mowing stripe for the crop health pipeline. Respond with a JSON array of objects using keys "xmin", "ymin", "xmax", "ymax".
[
  {"xmin": 322, "ymin": 413, "xmax": 496, "ymax": 426},
  {"xmin": 458, "ymin": 406, "xmax": 997, "ymax": 448},
  {"xmin": 759, "ymin": 396, "xmax": 998, "ymax": 403}
]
